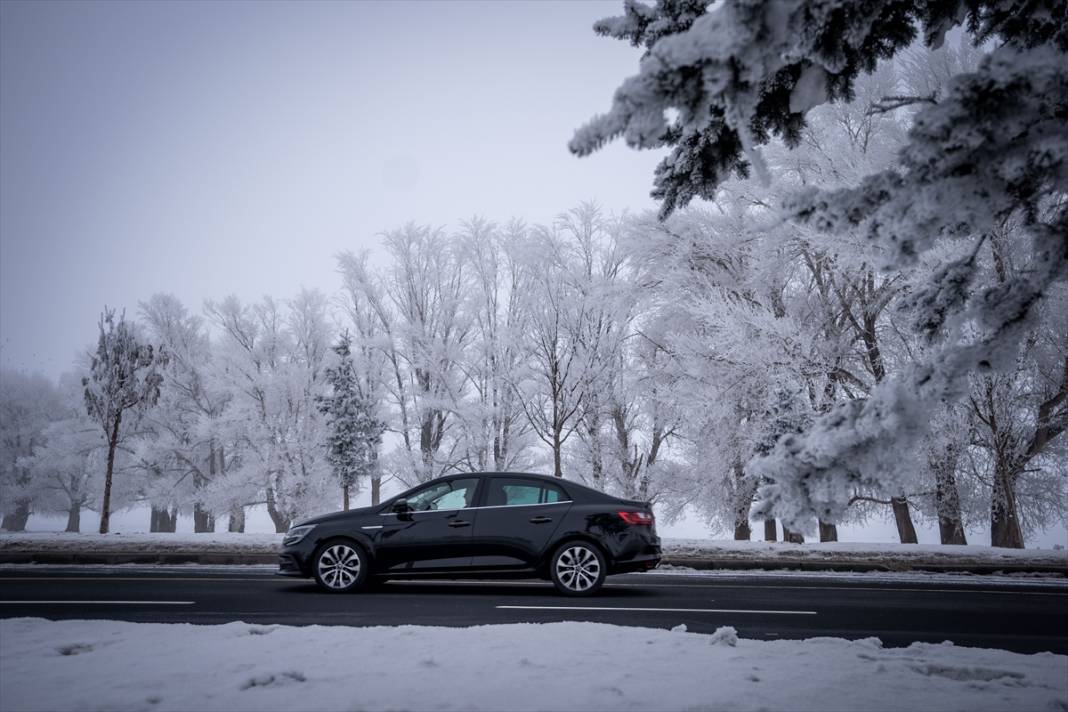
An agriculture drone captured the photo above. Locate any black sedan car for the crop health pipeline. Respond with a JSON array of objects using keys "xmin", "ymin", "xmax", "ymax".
[{"xmin": 278, "ymin": 472, "xmax": 661, "ymax": 595}]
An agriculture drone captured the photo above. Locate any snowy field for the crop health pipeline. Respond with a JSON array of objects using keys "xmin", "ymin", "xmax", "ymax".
[{"xmin": 1, "ymin": 618, "xmax": 1064, "ymax": 712}]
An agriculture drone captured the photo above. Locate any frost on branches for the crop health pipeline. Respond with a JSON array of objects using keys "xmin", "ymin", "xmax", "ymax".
[{"xmin": 573, "ymin": 0, "xmax": 1068, "ymax": 542}]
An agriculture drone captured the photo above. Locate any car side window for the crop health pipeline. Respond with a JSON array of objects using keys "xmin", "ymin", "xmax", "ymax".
[
  {"xmin": 487, "ymin": 478, "xmax": 568, "ymax": 507},
  {"xmin": 405, "ymin": 478, "xmax": 479, "ymax": 511}
]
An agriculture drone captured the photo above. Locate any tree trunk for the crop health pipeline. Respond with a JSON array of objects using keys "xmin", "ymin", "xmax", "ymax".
[
  {"xmin": 763, "ymin": 518, "xmax": 776, "ymax": 542},
  {"xmin": 734, "ymin": 520, "xmax": 751, "ymax": 541},
  {"xmin": 371, "ymin": 477, "xmax": 381, "ymax": 506},
  {"xmin": 194, "ymin": 442, "xmax": 216, "ymax": 533},
  {"xmin": 98, "ymin": 414, "xmax": 122, "ymax": 534},
  {"xmin": 193, "ymin": 505, "xmax": 215, "ymax": 533},
  {"xmin": 818, "ymin": 520, "xmax": 838, "ymax": 542},
  {"xmin": 933, "ymin": 459, "xmax": 967, "ymax": 545},
  {"xmin": 343, "ymin": 483, "xmax": 350, "ymax": 511},
  {"xmin": 890, "ymin": 497, "xmax": 918, "ymax": 543},
  {"xmin": 991, "ymin": 467, "xmax": 1024, "ymax": 548},
  {"xmin": 151, "ymin": 506, "xmax": 177, "ymax": 532},
  {"xmin": 266, "ymin": 486, "xmax": 289, "ymax": 533},
  {"xmin": 228, "ymin": 505, "xmax": 246, "ymax": 533},
  {"xmin": 65, "ymin": 504, "xmax": 81, "ymax": 533},
  {"xmin": 587, "ymin": 408, "xmax": 604, "ymax": 487},
  {"xmin": 552, "ymin": 431, "xmax": 563, "ymax": 478},
  {"xmin": 782, "ymin": 526, "xmax": 804, "ymax": 544},
  {"xmin": 1, "ymin": 501, "xmax": 31, "ymax": 532}
]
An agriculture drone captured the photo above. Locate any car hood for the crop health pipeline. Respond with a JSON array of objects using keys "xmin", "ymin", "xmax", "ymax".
[{"xmin": 293, "ymin": 506, "xmax": 377, "ymax": 527}]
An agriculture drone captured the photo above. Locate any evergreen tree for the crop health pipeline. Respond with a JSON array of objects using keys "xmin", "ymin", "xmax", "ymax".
[
  {"xmin": 573, "ymin": 0, "xmax": 1067, "ymax": 542},
  {"xmin": 319, "ymin": 333, "xmax": 385, "ymax": 510},
  {"xmin": 82, "ymin": 308, "xmax": 166, "ymax": 533}
]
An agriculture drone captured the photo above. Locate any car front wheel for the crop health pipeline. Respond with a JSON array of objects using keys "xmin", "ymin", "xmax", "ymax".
[
  {"xmin": 550, "ymin": 541, "xmax": 606, "ymax": 596},
  {"xmin": 313, "ymin": 540, "xmax": 369, "ymax": 593}
]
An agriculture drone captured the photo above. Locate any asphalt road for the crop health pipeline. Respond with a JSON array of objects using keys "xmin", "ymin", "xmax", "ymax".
[{"xmin": 1, "ymin": 568, "xmax": 1066, "ymax": 654}]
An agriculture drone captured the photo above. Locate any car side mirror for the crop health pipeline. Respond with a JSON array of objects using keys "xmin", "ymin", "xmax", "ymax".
[{"xmin": 391, "ymin": 498, "xmax": 411, "ymax": 514}]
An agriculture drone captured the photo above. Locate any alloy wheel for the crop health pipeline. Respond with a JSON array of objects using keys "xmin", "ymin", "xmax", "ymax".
[
  {"xmin": 317, "ymin": 544, "xmax": 362, "ymax": 590},
  {"xmin": 555, "ymin": 544, "xmax": 601, "ymax": 592}
]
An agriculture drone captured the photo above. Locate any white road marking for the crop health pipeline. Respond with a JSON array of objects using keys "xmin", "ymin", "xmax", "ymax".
[
  {"xmin": 497, "ymin": 605, "xmax": 817, "ymax": 615},
  {"xmin": 0, "ymin": 577, "xmax": 276, "ymax": 582},
  {"xmin": 0, "ymin": 600, "xmax": 195, "ymax": 605}
]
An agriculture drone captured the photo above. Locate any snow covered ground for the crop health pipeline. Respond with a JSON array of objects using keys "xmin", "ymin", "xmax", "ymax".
[
  {"xmin": 664, "ymin": 538, "xmax": 1068, "ymax": 568},
  {"xmin": 0, "ymin": 531, "xmax": 283, "ymax": 553},
  {"xmin": 1, "ymin": 618, "xmax": 1064, "ymax": 712}
]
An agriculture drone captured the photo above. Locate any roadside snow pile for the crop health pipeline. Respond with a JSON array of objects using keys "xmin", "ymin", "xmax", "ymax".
[
  {"xmin": 2, "ymin": 619, "xmax": 1065, "ymax": 712},
  {"xmin": 0, "ymin": 532, "xmax": 283, "ymax": 553},
  {"xmin": 664, "ymin": 539, "xmax": 1068, "ymax": 568}
]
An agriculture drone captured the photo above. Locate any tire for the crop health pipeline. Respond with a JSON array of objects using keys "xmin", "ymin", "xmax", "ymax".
[
  {"xmin": 312, "ymin": 539, "xmax": 370, "ymax": 593},
  {"xmin": 550, "ymin": 540, "xmax": 606, "ymax": 596}
]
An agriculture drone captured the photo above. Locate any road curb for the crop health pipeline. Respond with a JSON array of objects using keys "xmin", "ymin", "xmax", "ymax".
[{"xmin": 1, "ymin": 549, "xmax": 1065, "ymax": 576}]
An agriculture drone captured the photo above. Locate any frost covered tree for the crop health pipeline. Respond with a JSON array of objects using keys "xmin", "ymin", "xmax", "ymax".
[
  {"xmin": 19, "ymin": 376, "xmax": 106, "ymax": 533},
  {"xmin": 337, "ymin": 251, "xmax": 393, "ymax": 504},
  {"xmin": 0, "ymin": 369, "xmax": 65, "ymax": 530},
  {"xmin": 82, "ymin": 308, "xmax": 166, "ymax": 534},
  {"xmin": 337, "ymin": 226, "xmax": 471, "ymax": 486},
  {"xmin": 454, "ymin": 218, "xmax": 537, "ymax": 472},
  {"xmin": 573, "ymin": 0, "xmax": 1067, "ymax": 544},
  {"xmin": 205, "ymin": 292, "xmax": 334, "ymax": 532},
  {"xmin": 319, "ymin": 332, "xmax": 385, "ymax": 510},
  {"xmin": 513, "ymin": 223, "xmax": 603, "ymax": 479},
  {"xmin": 136, "ymin": 294, "xmax": 229, "ymax": 532}
]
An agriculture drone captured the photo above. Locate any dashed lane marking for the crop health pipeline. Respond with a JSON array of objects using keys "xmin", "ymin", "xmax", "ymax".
[{"xmin": 496, "ymin": 605, "xmax": 817, "ymax": 615}]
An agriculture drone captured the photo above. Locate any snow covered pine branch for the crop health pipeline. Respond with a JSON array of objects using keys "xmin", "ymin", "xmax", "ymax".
[{"xmin": 571, "ymin": 0, "xmax": 1068, "ymax": 541}]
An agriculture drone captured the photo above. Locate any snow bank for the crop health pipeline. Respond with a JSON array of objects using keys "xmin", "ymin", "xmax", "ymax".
[
  {"xmin": 1, "ymin": 619, "xmax": 1064, "ymax": 712},
  {"xmin": 664, "ymin": 538, "xmax": 1068, "ymax": 564},
  {"xmin": 0, "ymin": 532, "xmax": 283, "ymax": 553}
]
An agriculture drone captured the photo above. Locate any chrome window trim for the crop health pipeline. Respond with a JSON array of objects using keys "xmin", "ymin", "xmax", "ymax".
[{"xmin": 379, "ymin": 500, "xmax": 573, "ymax": 516}]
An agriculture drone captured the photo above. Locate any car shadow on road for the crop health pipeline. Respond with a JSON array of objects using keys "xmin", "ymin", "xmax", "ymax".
[{"xmin": 276, "ymin": 580, "xmax": 657, "ymax": 598}]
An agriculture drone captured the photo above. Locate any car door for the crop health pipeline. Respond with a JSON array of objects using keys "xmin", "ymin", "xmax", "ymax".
[
  {"xmin": 375, "ymin": 477, "xmax": 482, "ymax": 571},
  {"xmin": 469, "ymin": 477, "xmax": 571, "ymax": 569}
]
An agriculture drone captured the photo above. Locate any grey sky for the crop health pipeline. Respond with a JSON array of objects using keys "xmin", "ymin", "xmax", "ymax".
[{"xmin": 1, "ymin": 0, "xmax": 663, "ymax": 378}]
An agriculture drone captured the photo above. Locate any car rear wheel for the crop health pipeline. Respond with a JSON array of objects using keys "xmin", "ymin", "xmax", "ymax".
[
  {"xmin": 550, "ymin": 541, "xmax": 606, "ymax": 596},
  {"xmin": 313, "ymin": 540, "xmax": 369, "ymax": 593}
]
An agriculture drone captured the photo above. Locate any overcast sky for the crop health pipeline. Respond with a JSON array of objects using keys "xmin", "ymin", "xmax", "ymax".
[{"xmin": 1, "ymin": 0, "xmax": 664, "ymax": 378}]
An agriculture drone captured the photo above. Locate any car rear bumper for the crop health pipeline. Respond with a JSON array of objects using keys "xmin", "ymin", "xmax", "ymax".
[
  {"xmin": 606, "ymin": 528, "xmax": 661, "ymax": 573},
  {"xmin": 611, "ymin": 554, "xmax": 661, "ymax": 574}
]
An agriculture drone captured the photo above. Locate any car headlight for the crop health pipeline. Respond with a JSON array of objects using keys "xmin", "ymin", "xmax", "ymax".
[{"xmin": 283, "ymin": 524, "xmax": 315, "ymax": 546}]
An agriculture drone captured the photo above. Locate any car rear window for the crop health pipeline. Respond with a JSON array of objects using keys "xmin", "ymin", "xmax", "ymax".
[{"xmin": 486, "ymin": 478, "xmax": 567, "ymax": 507}]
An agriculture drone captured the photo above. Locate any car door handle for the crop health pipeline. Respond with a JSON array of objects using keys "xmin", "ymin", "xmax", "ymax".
[
  {"xmin": 529, "ymin": 516, "xmax": 553, "ymax": 524},
  {"xmin": 448, "ymin": 520, "xmax": 471, "ymax": 528}
]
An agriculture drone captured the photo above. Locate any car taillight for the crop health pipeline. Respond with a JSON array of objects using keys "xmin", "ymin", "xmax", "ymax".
[{"xmin": 618, "ymin": 511, "xmax": 654, "ymax": 526}]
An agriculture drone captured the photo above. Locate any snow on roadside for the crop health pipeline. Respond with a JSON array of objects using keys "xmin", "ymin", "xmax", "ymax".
[
  {"xmin": 664, "ymin": 538, "xmax": 1068, "ymax": 563},
  {"xmin": 641, "ymin": 566, "xmax": 1068, "ymax": 588},
  {"xmin": 1, "ymin": 619, "xmax": 1064, "ymax": 712},
  {"xmin": 0, "ymin": 532, "xmax": 284, "ymax": 553}
]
